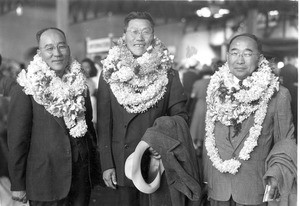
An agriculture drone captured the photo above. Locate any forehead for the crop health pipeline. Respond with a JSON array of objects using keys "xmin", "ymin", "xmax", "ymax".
[
  {"xmin": 229, "ymin": 36, "xmax": 258, "ymax": 51},
  {"xmin": 39, "ymin": 29, "xmax": 66, "ymax": 46},
  {"xmin": 127, "ymin": 19, "xmax": 152, "ymax": 28}
]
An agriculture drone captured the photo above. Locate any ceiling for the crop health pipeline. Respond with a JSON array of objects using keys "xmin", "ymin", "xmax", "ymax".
[{"xmin": 0, "ymin": 0, "xmax": 297, "ymax": 25}]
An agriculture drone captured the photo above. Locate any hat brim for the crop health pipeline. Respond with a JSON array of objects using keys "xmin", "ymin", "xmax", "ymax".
[{"xmin": 125, "ymin": 141, "xmax": 164, "ymax": 194}]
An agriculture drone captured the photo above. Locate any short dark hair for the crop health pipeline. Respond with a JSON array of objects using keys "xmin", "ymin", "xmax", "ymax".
[
  {"xmin": 36, "ymin": 27, "xmax": 66, "ymax": 44},
  {"xmin": 228, "ymin": 33, "xmax": 262, "ymax": 53},
  {"xmin": 123, "ymin": 11, "xmax": 155, "ymax": 32}
]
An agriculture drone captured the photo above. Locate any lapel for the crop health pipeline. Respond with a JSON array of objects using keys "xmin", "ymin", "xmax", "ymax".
[
  {"xmin": 53, "ymin": 115, "xmax": 68, "ymax": 133},
  {"xmin": 232, "ymin": 115, "xmax": 254, "ymax": 152},
  {"xmin": 123, "ymin": 108, "xmax": 139, "ymax": 124}
]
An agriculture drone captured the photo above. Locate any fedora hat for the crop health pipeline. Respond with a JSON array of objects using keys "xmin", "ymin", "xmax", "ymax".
[{"xmin": 125, "ymin": 140, "xmax": 164, "ymax": 194}]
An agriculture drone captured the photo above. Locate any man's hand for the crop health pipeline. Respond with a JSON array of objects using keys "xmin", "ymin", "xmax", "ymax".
[
  {"xmin": 103, "ymin": 168, "xmax": 117, "ymax": 189},
  {"xmin": 148, "ymin": 147, "xmax": 161, "ymax": 160},
  {"xmin": 267, "ymin": 176, "xmax": 280, "ymax": 201},
  {"xmin": 12, "ymin": 190, "xmax": 27, "ymax": 203}
]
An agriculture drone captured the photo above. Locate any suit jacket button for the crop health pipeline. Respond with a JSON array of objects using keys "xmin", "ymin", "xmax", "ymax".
[
  {"xmin": 124, "ymin": 144, "xmax": 129, "ymax": 149},
  {"xmin": 124, "ymin": 125, "xmax": 127, "ymax": 128}
]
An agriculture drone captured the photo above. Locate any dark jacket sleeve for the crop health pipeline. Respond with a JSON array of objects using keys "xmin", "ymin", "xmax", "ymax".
[
  {"xmin": 7, "ymin": 84, "xmax": 32, "ymax": 191},
  {"xmin": 97, "ymin": 74, "xmax": 114, "ymax": 172}
]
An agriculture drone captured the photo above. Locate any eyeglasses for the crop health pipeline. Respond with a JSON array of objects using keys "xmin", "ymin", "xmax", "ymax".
[
  {"xmin": 126, "ymin": 28, "xmax": 153, "ymax": 38},
  {"xmin": 228, "ymin": 50, "xmax": 259, "ymax": 58},
  {"xmin": 41, "ymin": 43, "xmax": 69, "ymax": 54}
]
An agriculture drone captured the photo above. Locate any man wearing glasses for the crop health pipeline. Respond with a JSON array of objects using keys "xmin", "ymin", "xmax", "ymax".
[
  {"xmin": 203, "ymin": 33, "xmax": 297, "ymax": 206},
  {"xmin": 8, "ymin": 27, "xmax": 99, "ymax": 205},
  {"xmin": 97, "ymin": 12, "xmax": 193, "ymax": 205}
]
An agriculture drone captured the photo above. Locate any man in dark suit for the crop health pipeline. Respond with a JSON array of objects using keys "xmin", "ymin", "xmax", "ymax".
[
  {"xmin": 97, "ymin": 12, "xmax": 189, "ymax": 205},
  {"xmin": 8, "ymin": 27, "xmax": 99, "ymax": 205},
  {"xmin": 203, "ymin": 33, "xmax": 296, "ymax": 206}
]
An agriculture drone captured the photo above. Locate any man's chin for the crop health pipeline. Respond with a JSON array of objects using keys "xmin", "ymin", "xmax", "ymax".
[
  {"xmin": 51, "ymin": 66, "xmax": 66, "ymax": 74},
  {"xmin": 131, "ymin": 49, "xmax": 146, "ymax": 57}
]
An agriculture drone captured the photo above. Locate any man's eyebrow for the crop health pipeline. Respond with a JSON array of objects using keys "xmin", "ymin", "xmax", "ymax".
[
  {"xmin": 43, "ymin": 42, "xmax": 67, "ymax": 48},
  {"xmin": 42, "ymin": 44, "xmax": 54, "ymax": 48},
  {"xmin": 244, "ymin": 48, "xmax": 254, "ymax": 52},
  {"xmin": 229, "ymin": 48, "xmax": 254, "ymax": 52}
]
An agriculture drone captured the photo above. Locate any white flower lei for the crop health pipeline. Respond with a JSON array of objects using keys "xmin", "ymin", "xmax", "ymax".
[
  {"xmin": 17, "ymin": 54, "xmax": 88, "ymax": 138},
  {"xmin": 102, "ymin": 35, "xmax": 172, "ymax": 113},
  {"xmin": 205, "ymin": 57, "xmax": 279, "ymax": 174}
]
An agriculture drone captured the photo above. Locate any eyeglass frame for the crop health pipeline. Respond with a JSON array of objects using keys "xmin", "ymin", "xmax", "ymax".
[
  {"xmin": 228, "ymin": 49, "xmax": 260, "ymax": 58},
  {"xmin": 40, "ymin": 43, "xmax": 69, "ymax": 55},
  {"xmin": 126, "ymin": 27, "xmax": 154, "ymax": 38}
]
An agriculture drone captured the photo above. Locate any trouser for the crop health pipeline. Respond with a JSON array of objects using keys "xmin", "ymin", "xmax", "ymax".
[
  {"xmin": 210, "ymin": 196, "xmax": 267, "ymax": 206},
  {"xmin": 29, "ymin": 157, "xmax": 91, "ymax": 206},
  {"xmin": 100, "ymin": 186, "xmax": 150, "ymax": 206}
]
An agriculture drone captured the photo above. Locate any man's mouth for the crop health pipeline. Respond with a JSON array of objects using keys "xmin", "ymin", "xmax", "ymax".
[
  {"xmin": 134, "ymin": 44, "xmax": 145, "ymax": 48},
  {"xmin": 52, "ymin": 60, "xmax": 63, "ymax": 63},
  {"xmin": 235, "ymin": 67, "xmax": 246, "ymax": 70}
]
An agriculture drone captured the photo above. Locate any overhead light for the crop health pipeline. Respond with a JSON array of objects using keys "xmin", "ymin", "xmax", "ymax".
[
  {"xmin": 268, "ymin": 10, "xmax": 279, "ymax": 16},
  {"xmin": 16, "ymin": 1, "xmax": 23, "ymax": 16},
  {"xmin": 196, "ymin": 6, "xmax": 230, "ymax": 18},
  {"xmin": 213, "ymin": 13, "xmax": 222, "ymax": 19},
  {"xmin": 219, "ymin": 9, "xmax": 230, "ymax": 15},
  {"xmin": 196, "ymin": 7, "xmax": 211, "ymax": 18}
]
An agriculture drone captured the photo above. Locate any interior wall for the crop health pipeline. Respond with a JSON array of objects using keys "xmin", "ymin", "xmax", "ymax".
[
  {"xmin": 0, "ymin": 6, "xmax": 56, "ymax": 64},
  {"xmin": 0, "ymin": 7, "xmax": 212, "ymax": 66}
]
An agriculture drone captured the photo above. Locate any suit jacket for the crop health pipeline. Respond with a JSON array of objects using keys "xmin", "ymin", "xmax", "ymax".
[
  {"xmin": 97, "ymin": 69, "xmax": 188, "ymax": 186},
  {"xmin": 7, "ymin": 84, "xmax": 97, "ymax": 201},
  {"xmin": 204, "ymin": 86, "xmax": 295, "ymax": 205}
]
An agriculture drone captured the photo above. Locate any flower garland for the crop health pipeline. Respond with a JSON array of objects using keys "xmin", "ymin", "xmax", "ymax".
[
  {"xmin": 205, "ymin": 57, "xmax": 279, "ymax": 174},
  {"xmin": 17, "ymin": 54, "xmax": 88, "ymax": 138},
  {"xmin": 102, "ymin": 35, "xmax": 172, "ymax": 113}
]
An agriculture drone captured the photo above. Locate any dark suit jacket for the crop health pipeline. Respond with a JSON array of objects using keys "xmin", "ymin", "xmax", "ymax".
[
  {"xmin": 97, "ymin": 69, "xmax": 188, "ymax": 186},
  {"xmin": 7, "ymin": 84, "xmax": 98, "ymax": 201},
  {"xmin": 204, "ymin": 86, "xmax": 295, "ymax": 205}
]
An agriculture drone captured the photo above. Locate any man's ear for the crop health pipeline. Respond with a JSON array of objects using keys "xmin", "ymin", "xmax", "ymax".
[{"xmin": 37, "ymin": 49, "xmax": 41, "ymax": 56}]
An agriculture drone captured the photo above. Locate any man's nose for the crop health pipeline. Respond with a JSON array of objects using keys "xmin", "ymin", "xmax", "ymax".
[
  {"xmin": 52, "ymin": 47, "xmax": 62, "ymax": 56},
  {"xmin": 237, "ymin": 54, "xmax": 245, "ymax": 63},
  {"xmin": 135, "ymin": 32, "xmax": 144, "ymax": 40}
]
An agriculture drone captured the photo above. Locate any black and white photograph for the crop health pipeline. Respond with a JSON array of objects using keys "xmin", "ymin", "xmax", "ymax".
[{"xmin": 0, "ymin": 0, "xmax": 297, "ymax": 206}]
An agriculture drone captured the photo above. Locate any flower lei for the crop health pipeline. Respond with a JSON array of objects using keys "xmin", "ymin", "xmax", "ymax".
[
  {"xmin": 17, "ymin": 54, "xmax": 88, "ymax": 138},
  {"xmin": 102, "ymin": 35, "xmax": 172, "ymax": 113},
  {"xmin": 205, "ymin": 56, "xmax": 279, "ymax": 174}
]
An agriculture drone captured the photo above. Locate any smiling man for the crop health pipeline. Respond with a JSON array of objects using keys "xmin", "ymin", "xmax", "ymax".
[
  {"xmin": 8, "ymin": 27, "xmax": 99, "ymax": 205},
  {"xmin": 203, "ymin": 33, "xmax": 297, "ymax": 206},
  {"xmin": 97, "ymin": 12, "xmax": 192, "ymax": 205}
]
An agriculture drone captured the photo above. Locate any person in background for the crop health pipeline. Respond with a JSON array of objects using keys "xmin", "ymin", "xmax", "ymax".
[
  {"xmin": 7, "ymin": 27, "xmax": 100, "ymax": 205},
  {"xmin": 0, "ymin": 53, "xmax": 15, "ymax": 178},
  {"xmin": 0, "ymin": 54, "xmax": 16, "ymax": 97},
  {"xmin": 280, "ymin": 55, "xmax": 298, "ymax": 139},
  {"xmin": 97, "ymin": 11, "xmax": 194, "ymax": 206},
  {"xmin": 81, "ymin": 57, "xmax": 98, "ymax": 125},
  {"xmin": 203, "ymin": 33, "xmax": 297, "ymax": 206}
]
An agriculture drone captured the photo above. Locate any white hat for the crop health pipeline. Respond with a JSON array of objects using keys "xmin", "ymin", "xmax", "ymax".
[{"xmin": 125, "ymin": 141, "xmax": 165, "ymax": 194}]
